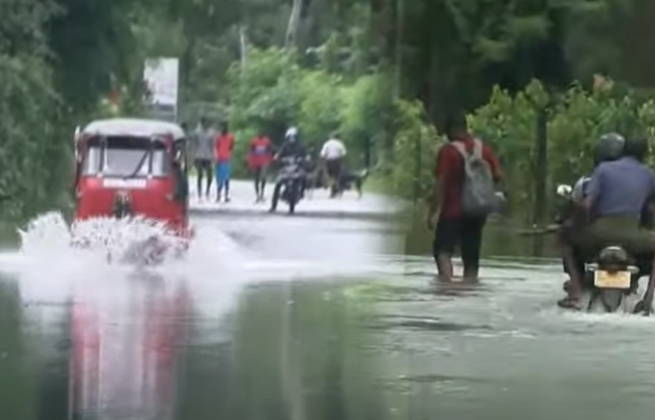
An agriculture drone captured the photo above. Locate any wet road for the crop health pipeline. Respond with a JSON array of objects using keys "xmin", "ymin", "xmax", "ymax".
[
  {"xmin": 0, "ymin": 182, "xmax": 400, "ymax": 420},
  {"xmin": 3, "ymin": 181, "xmax": 655, "ymax": 419}
]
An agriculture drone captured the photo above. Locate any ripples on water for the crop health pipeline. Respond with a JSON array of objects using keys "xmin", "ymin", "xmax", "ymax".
[{"xmin": 367, "ymin": 258, "xmax": 655, "ymax": 419}]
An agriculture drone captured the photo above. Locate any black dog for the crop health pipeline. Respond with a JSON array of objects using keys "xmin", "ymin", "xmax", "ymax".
[{"xmin": 336, "ymin": 168, "xmax": 369, "ymax": 198}]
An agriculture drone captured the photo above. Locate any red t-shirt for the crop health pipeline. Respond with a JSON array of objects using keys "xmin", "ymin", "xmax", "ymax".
[
  {"xmin": 247, "ymin": 136, "xmax": 273, "ymax": 168},
  {"xmin": 215, "ymin": 133, "xmax": 235, "ymax": 162},
  {"xmin": 435, "ymin": 134, "xmax": 500, "ymax": 218}
]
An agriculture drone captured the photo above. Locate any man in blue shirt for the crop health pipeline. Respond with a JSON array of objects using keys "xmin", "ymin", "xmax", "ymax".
[{"xmin": 560, "ymin": 136, "xmax": 655, "ymax": 310}]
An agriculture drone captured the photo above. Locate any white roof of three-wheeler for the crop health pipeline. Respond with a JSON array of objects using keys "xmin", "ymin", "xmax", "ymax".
[{"xmin": 82, "ymin": 118, "xmax": 185, "ymax": 139}]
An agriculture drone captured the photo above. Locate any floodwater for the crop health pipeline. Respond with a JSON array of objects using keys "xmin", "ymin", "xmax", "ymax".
[{"xmin": 2, "ymin": 182, "xmax": 655, "ymax": 420}]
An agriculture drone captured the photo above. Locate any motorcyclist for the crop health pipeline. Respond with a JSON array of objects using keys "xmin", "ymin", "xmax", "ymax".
[
  {"xmin": 558, "ymin": 133, "xmax": 625, "ymax": 300},
  {"xmin": 559, "ymin": 134, "xmax": 655, "ymax": 311},
  {"xmin": 269, "ymin": 127, "xmax": 310, "ymax": 212},
  {"xmin": 275, "ymin": 127, "xmax": 309, "ymax": 160},
  {"xmin": 560, "ymin": 133, "xmax": 625, "ymax": 223}
]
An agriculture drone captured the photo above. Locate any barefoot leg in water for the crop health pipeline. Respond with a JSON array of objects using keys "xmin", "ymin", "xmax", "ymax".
[
  {"xmin": 461, "ymin": 216, "xmax": 485, "ymax": 283},
  {"xmin": 433, "ymin": 218, "xmax": 459, "ymax": 282},
  {"xmin": 436, "ymin": 254, "xmax": 454, "ymax": 282}
]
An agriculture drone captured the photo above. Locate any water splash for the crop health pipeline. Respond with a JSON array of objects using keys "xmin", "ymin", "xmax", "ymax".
[
  {"xmin": 18, "ymin": 212, "xmax": 73, "ymax": 258},
  {"xmin": 1, "ymin": 210, "xmax": 395, "ymax": 320},
  {"xmin": 16, "ymin": 212, "xmax": 246, "ymax": 266},
  {"xmin": 5, "ymin": 212, "xmax": 250, "ymax": 325}
]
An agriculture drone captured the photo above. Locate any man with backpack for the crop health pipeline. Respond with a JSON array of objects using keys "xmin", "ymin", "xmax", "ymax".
[{"xmin": 428, "ymin": 113, "xmax": 504, "ymax": 283}]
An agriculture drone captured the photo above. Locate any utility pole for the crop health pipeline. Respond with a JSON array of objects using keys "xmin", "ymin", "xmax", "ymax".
[{"xmin": 394, "ymin": 0, "xmax": 403, "ymax": 98}]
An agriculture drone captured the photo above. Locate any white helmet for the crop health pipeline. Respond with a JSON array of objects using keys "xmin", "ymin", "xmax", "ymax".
[{"xmin": 285, "ymin": 127, "xmax": 298, "ymax": 138}]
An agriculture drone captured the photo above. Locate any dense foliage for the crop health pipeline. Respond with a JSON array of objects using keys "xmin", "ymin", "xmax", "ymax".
[
  {"xmin": 0, "ymin": 0, "xmax": 156, "ymax": 223},
  {"xmin": 398, "ymin": 80, "xmax": 655, "ymax": 222},
  {"xmin": 1, "ymin": 0, "xmax": 69, "ymax": 222},
  {"xmin": 223, "ymin": 47, "xmax": 408, "ymax": 177},
  {"xmin": 380, "ymin": 0, "xmax": 655, "ymax": 223}
]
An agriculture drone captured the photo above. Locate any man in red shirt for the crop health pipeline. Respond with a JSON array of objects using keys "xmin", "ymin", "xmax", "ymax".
[
  {"xmin": 214, "ymin": 123, "xmax": 235, "ymax": 202},
  {"xmin": 428, "ymin": 114, "xmax": 503, "ymax": 282},
  {"xmin": 247, "ymin": 131, "xmax": 274, "ymax": 202}
]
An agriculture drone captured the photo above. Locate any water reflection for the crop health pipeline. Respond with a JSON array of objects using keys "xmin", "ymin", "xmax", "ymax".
[
  {"xmin": 177, "ymin": 281, "xmax": 389, "ymax": 420},
  {"xmin": 69, "ymin": 273, "xmax": 190, "ymax": 420},
  {"xmin": 0, "ymin": 273, "xmax": 390, "ymax": 420}
]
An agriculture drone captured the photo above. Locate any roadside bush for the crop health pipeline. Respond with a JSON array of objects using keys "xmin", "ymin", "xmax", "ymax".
[
  {"xmin": 395, "ymin": 79, "xmax": 655, "ymax": 222},
  {"xmin": 339, "ymin": 74, "xmax": 396, "ymax": 170},
  {"xmin": 225, "ymin": 47, "xmax": 404, "ymax": 176},
  {"xmin": 297, "ymin": 70, "xmax": 344, "ymax": 145},
  {"xmin": 0, "ymin": 54, "xmax": 72, "ymax": 222},
  {"xmin": 388, "ymin": 99, "xmax": 441, "ymax": 200}
]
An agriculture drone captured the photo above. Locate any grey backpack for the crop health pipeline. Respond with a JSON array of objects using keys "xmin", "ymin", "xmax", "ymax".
[{"xmin": 451, "ymin": 139, "xmax": 497, "ymax": 216}]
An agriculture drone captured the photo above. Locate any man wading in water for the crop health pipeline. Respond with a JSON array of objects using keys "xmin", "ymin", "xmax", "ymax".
[{"xmin": 428, "ymin": 114, "xmax": 504, "ymax": 282}]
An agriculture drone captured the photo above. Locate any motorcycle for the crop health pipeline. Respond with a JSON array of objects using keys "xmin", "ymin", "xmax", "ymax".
[
  {"xmin": 271, "ymin": 156, "xmax": 308, "ymax": 214},
  {"xmin": 556, "ymin": 182, "xmax": 653, "ymax": 314}
]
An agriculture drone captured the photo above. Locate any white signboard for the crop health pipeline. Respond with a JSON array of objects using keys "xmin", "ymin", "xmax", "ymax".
[{"xmin": 143, "ymin": 58, "xmax": 179, "ymax": 107}]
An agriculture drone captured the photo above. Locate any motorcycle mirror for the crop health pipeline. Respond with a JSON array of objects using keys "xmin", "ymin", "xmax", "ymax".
[{"xmin": 556, "ymin": 184, "xmax": 573, "ymax": 197}]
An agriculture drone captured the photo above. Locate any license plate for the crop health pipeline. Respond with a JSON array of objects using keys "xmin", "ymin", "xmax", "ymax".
[
  {"xmin": 102, "ymin": 178, "xmax": 147, "ymax": 189},
  {"xmin": 594, "ymin": 270, "xmax": 631, "ymax": 289}
]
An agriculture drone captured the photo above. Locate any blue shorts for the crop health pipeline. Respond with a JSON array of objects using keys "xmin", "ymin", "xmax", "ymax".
[{"xmin": 216, "ymin": 161, "xmax": 231, "ymax": 185}]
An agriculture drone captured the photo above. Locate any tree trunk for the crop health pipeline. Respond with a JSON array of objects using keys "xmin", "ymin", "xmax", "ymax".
[
  {"xmin": 285, "ymin": 0, "xmax": 304, "ymax": 50},
  {"xmin": 239, "ymin": 25, "xmax": 247, "ymax": 72},
  {"xmin": 394, "ymin": 0, "xmax": 403, "ymax": 97},
  {"xmin": 532, "ymin": 107, "xmax": 548, "ymax": 256}
]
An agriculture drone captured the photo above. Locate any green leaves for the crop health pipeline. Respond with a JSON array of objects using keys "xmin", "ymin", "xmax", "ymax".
[
  {"xmin": 391, "ymin": 78, "xmax": 655, "ymax": 222},
  {"xmin": 389, "ymin": 99, "xmax": 440, "ymax": 201},
  {"xmin": 0, "ymin": 53, "xmax": 71, "ymax": 222},
  {"xmin": 466, "ymin": 80, "xmax": 655, "ymax": 221}
]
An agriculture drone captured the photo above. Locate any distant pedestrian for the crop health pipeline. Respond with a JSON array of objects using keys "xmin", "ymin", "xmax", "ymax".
[
  {"xmin": 247, "ymin": 130, "xmax": 274, "ymax": 202},
  {"xmin": 320, "ymin": 132, "xmax": 347, "ymax": 197},
  {"xmin": 214, "ymin": 122, "xmax": 235, "ymax": 202},
  {"xmin": 429, "ymin": 113, "xmax": 503, "ymax": 283},
  {"xmin": 190, "ymin": 117, "xmax": 216, "ymax": 200}
]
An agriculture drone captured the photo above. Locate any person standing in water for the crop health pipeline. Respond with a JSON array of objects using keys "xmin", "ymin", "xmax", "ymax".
[
  {"xmin": 428, "ymin": 113, "xmax": 503, "ymax": 283},
  {"xmin": 214, "ymin": 122, "xmax": 235, "ymax": 202},
  {"xmin": 190, "ymin": 117, "xmax": 216, "ymax": 200},
  {"xmin": 247, "ymin": 130, "xmax": 274, "ymax": 202}
]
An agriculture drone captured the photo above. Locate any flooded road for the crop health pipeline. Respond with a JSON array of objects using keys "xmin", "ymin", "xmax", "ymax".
[
  {"xmin": 2, "ymin": 182, "xmax": 655, "ymax": 419},
  {"xmin": 0, "ymin": 183, "xmax": 399, "ymax": 420}
]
